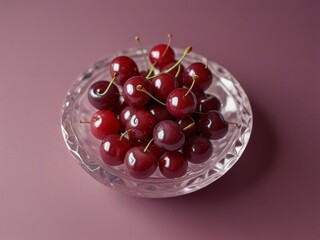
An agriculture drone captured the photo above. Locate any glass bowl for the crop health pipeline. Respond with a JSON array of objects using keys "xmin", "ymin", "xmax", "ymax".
[{"xmin": 61, "ymin": 47, "xmax": 253, "ymax": 198}]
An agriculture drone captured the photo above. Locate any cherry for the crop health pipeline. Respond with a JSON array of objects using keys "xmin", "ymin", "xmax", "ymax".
[
  {"xmin": 198, "ymin": 110, "xmax": 229, "ymax": 140},
  {"xmin": 153, "ymin": 120, "xmax": 185, "ymax": 151},
  {"xmin": 161, "ymin": 61, "xmax": 185, "ymax": 87},
  {"xmin": 159, "ymin": 151, "xmax": 188, "ymax": 178},
  {"xmin": 151, "ymin": 73, "xmax": 179, "ymax": 102},
  {"xmin": 109, "ymin": 56, "xmax": 139, "ymax": 86},
  {"xmin": 176, "ymin": 117, "xmax": 197, "ymax": 137},
  {"xmin": 100, "ymin": 134, "xmax": 132, "ymax": 166},
  {"xmin": 183, "ymin": 136, "xmax": 213, "ymax": 164},
  {"xmin": 146, "ymin": 102, "xmax": 174, "ymax": 123},
  {"xmin": 87, "ymin": 79, "xmax": 119, "ymax": 110},
  {"xmin": 183, "ymin": 62, "xmax": 213, "ymax": 92},
  {"xmin": 124, "ymin": 146, "xmax": 158, "ymax": 179},
  {"xmin": 126, "ymin": 110, "xmax": 156, "ymax": 141},
  {"xmin": 166, "ymin": 88, "xmax": 197, "ymax": 118},
  {"xmin": 149, "ymin": 44, "xmax": 175, "ymax": 69},
  {"xmin": 149, "ymin": 34, "xmax": 175, "ymax": 69},
  {"xmin": 123, "ymin": 76, "xmax": 152, "ymax": 107},
  {"xmin": 195, "ymin": 92, "xmax": 221, "ymax": 112},
  {"xmin": 82, "ymin": 110, "xmax": 120, "ymax": 140},
  {"xmin": 119, "ymin": 105, "xmax": 141, "ymax": 131}
]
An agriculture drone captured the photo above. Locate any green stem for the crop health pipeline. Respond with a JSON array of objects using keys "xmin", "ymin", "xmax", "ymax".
[{"xmin": 97, "ymin": 72, "xmax": 119, "ymax": 96}]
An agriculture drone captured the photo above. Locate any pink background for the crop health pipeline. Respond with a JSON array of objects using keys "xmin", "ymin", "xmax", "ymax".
[{"xmin": 1, "ymin": 1, "xmax": 319, "ymax": 239}]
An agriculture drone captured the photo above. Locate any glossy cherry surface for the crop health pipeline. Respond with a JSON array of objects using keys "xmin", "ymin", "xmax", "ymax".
[
  {"xmin": 161, "ymin": 61, "xmax": 185, "ymax": 87},
  {"xmin": 198, "ymin": 110, "xmax": 229, "ymax": 140},
  {"xmin": 159, "ymin": 151, "xmax": 188, "ymax": 179},
  {"xmin": 151, "ymin": 73, "xmax": 178, "ymax": 102},
  {"xmin": 123, "ymin": 76, "xmax": 152, "ymax": 107},
  {"xmin": 153, "ymin": 120, "xmax": 185, "ymax": 151},
  {"xmin": 109, "ymin": 56, "xmax": 139, "ymax": 86},
  {"xmin": 87, "ymin": 80, "xmax": 119, "ymax": 110},
  {"xmin": 183, "ymin": 62, "xmax": 213, "ymax": 92},
  {"xmin": 166, "ymin": 88, "xmax": 197, "ymax": 118},
  {"xmin": 100, "ymin": 134, "xmax": 132, "ymax": 166},
  {"xmin": 126, "ymin": 110, "xmax": 156, "ymax": 141},
  {"xmin": 119, "ymin": 105, "xmax": 141, "ymax": 131},
  {"xmin": 146, "ymin": 102, "xmax": 174, "ymax": 123},
  {"xmin": 176, "ymin": 117, "xmax": 197, "ymax": 137},
  {"xmin": 149, "ymin": 44, "xmax": 175, "ymax": 69},
  {"xmin": 183, "ymin": 136, "xmax": 213, "ymax": 164},
  {"xmin": 89, "ymin": 110, "xmax": 120, "ymax": 140},
  {"xmin": 124, "ymin": 146, "xmax": 158, "ymax": 179}
]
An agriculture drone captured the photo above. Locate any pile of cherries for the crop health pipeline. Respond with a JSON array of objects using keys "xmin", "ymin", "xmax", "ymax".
[{"xmin": 83, "ymin": 36, "xmax": 237, "ymax": 179}]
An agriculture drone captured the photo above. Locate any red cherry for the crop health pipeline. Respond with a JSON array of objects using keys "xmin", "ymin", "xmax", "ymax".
[
  {"xmin": 161, "ymin": 61, "xmax": 185, "ymax": 87},
  {"xmin": 149, "ymin": 44, "xmax": 175, "ymax": 69},
  {"xmin": 151, "ymin": 73, "xmax": 179, "ymax": 102},
  {"xmin": 123, "ymin": 76, "xmax": 152, "ymax": 107},
  {"xmin": 126, "ymin": 110, "xmax": 156, "ymax": 141},
  {"xmin": 88, "ymin": 110, "xmax": 120, "ymax": 140},
  {"xmin": 109, "ymin": 56, "xmax": 139, "ymax": 86},
  {"xmin": 183, "ymin": 136, "xmax": 213, "ymax": 164},
  {"xmin": 119, "ymin": 105, "xmax": 142, "ymax": 131},
  {"xmin": 153, "ymin": 120, "xmax": 185, "ymax": 151},
  {"xmin": 166, "ymin": 88, "xmax": 197, "ymax": 118},
  {"xmin": 87, "ymin": 80, "xmax": 119, "ymax": 110},
  {"xmin": 159, "ymin": 151, "xmax": 188, "ymax": 178},
  {"xmin": 100, "ymin": 134, "xmax": 132, "ymax": 166},
  {"xmin": 146, "ymin": 102, "xmax": 174, "ymax": 123},
  {"xmin": 198, "ymin": 110, "xmax": 229, "ymax": 140},
  {"xmin": 183, "ymin": 62, "xmax": 213, "ymax": 92},
  {"xmin": 124, "ymin": 146, "xmax": 158, "ymax": 179}
]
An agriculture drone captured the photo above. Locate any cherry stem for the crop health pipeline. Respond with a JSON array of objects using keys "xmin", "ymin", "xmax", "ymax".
[
  {"xmin": 147, "ymin": 45, "xmax": 192, "ymax": 79},
  {"xmin": 97, "ymin": 72, "xmax": 119, "ymax": 96},
  {"xmin": 120, "ymin": 129, "xmax": 131, "ymax": 140},
  {"xmin": 136, "ymin": 85, "xmax": 166, "ymax": 106},
  {"xmin": 162, "ymin": 33, "xmax": 173, "ymax": 58},
  {"xmin": 146, "ymin": 61, "xmax": 157, "ymax": 79},
  {"xmin": 205, "ymin": 58, "xmax": 209, "ymax": 69},
  {"xmin": 184, "ymin": 75, "xmax": 198, "ymax": 96},
  {"xmin": 182, "ymin": 122, "xmax": 195, "ymax": 131},
  {"xmin": 79, "ymin": 120, "xmax": 92, "ymax": 124},
  {"xmin": 135, "ymin": 36, "xmax": 148, "ymax": 70},
  {"xmin": 144, "ymin": 138, "xmax": 154, "ymax": 153},
  {"xmin": 175, "ymin": 64, "xmax": 181, "ymax": 78}
]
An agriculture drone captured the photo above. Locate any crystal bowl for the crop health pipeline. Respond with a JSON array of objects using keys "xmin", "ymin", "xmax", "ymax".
[{"xmin": 61, "ymin": 47, "xmax": 253, "ymax": 198}]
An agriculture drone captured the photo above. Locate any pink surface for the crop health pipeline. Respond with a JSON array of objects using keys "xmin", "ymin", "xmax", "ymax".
[{"xmin": 0, "ymin": 1, "xmax": 319, "ymax": 239}]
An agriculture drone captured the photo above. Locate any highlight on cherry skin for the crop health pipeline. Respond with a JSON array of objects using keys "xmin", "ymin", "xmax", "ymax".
[{"xmin": 81, "ymin": 34, "xmax": 240, "ymax": 180}]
